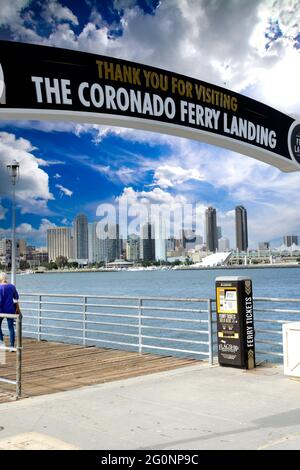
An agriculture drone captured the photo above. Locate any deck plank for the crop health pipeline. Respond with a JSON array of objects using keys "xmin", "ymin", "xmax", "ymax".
[{"xmin": 0, "ymin": 338, "xmax": 200, "ymax": 403}]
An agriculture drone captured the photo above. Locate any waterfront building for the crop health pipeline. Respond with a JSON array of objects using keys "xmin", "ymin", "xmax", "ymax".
[
  {"xmin": 0, "ymin": 238, "xmax": 20, "ymax": 268},
  {"xmin": 235, "ymin": 206, "xmax": 248, "ymax": 251},
  {"xmin": 184, "ymin": 230, "xmax": 203, "ymax": 250},
  {"xmin": 73, "ymin": 213, "xmax": 88, "ymax": 261},
  {"xmin": 25, "ymin": 248, "xmax": 49, "ymax": 268},
  {"xmin": 194, "ymin": 236, "xmax": 204, "ymax": 250},
  {"xmin": 258, "ymin": 242, "xmax": 270, "ymax": 250},
  {"xmin": 154, "ymin": 215, "xmax": 167, "ymax": 261},
  {"xmin": 47, "ymin": 227, "xmax": 72, "ymax": 261},
  {"xmin": 218, "ymin": 237, "xmax": 230, "ymax": 252},
  {"xmin": 140, "ymin": 223, "xmax": 155, "ymax": 261},
  {"xmin": 283, "ymin": 235, "xmax": 298, "ymax": 247},
  {"xmin": 18, "ymin": 239, "xmax": 27, "ymax": 256},
  {"xmin": 167, "ymin": 237, "xmax": 176, "ymax": 252},
  {"xmin": 95, "ymin": 222, "xmax": 121, "ymax": 263},
  {"xmin": 88, "ymin": 222, "xmax": 98, "ymax": 263},
  {"xmin": 126, "ymin": 234, "xmax": 140, "ymax": 262},
  {"xmin": 205, "ymin": 207, "xmax": 218, "ymax": 253}
]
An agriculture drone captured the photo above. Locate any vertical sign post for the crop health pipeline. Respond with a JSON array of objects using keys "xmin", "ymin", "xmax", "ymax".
[{"xmin": 215, "ymin": 276, "xmax": 255, "ymax": 369}]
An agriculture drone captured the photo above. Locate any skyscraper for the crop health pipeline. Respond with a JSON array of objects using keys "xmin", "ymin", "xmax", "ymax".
[
  {"xmin": 126, "ymin": 234, "xmax": 140, "ymax": 262},
  {"xmin": 73, "ymin": 213, "xmax": 88, "ymax": 260},
  {"xmin": 205, "ymin": 207, "xmax": 218, "ymax": 252},
  {"xmin": 47, "ymin": 227, "xmax": 72, "ymax": 261},
  {"xmin": 140, "ymin": 223, "xmax": 155, "ymax": 260},
  {"xmin": 218, "ymin": 237, "xmax": 230, "ymax": 252},
  {"xmin": 88, "ymin": 222, "xmax": 97, "ymax": 264},
  {"xmin": 235, "ymin": 206, "xmax": 248, "ymax": 252},
  {"xmin": 283, "ymin": 235, "xmax": 298, "ymax": 247},
  {"xmin": 154, "ymin": 215, "xmax": 167, "ymax": 261},
  {"xmin": 95, "ymin": 222, "xmax": 121, "ymax": 263}
]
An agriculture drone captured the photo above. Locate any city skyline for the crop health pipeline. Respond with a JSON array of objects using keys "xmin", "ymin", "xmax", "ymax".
[
  {"xmin": 0, "ymin": 1, "xmax": 299, "ymax": 249},
  {"xmin": 1, "ymin": 211, "xmax": 300, "ymax": 271}
]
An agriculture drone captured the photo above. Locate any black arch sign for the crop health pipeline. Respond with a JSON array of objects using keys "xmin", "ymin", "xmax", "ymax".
[{"xmin": 0, "ymin": 40, "xmax": 299, "ymax": 172}]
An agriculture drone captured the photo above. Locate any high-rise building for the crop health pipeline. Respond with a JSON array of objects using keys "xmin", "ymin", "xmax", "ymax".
[
  {"xmin": 88, "ymin": 222, "xmax": 97, "ymax": 264},
  {"xmin": 73, "ymin": 213, "xmax": 88, "ymax": 261},
  {"xmin": 126, "ymin": 234, "xmax": 140, "ymax": 262},
  {"xmin": 0, "ymin": 238, "xmax": 20, "ymax": 268},
  {"xmin": 218, "ymin": 237, "xmax": 230, "ymax": 252},
  {"xmin": 258, "ymin": 242, "xmax": 270, "ymax": 250},
  {"xmin": 47, "ymin": 227, "xmax": 72, "ymax": 261},
  {"xmin": 18, "ymin": 239, "xmax": 27, "ymax": 256},
  {"xmin": 140, "ymin": 223, "xmax": 155, "ymax": 261},
  {"xmin": 217, "ymin": 226, "xmax": 222, "ymax": 240},
  {"xmin": 184, "ymin": 230, "xmax": 203, "ymax": 250},
  {"xmin": 154, "ymin": 215, "xmax": 167, "ymax": 261},
  {"xmin": 283, "ymin": 235, "xmax": 298, "ymax": 247},
  {"xmin": 95, "ymin": 222, "xmax": 121, "ymax": 263},
  {"xmin": 167, "ymin": 237, "xmax": 176, "ymax": 252},
  {"xmin": 205, "ymin": 207, "xmax": 218, "ymax": 252},
  {"xmin": 235, "ymin": 206, "xmax": 248, "ymax": 252}
]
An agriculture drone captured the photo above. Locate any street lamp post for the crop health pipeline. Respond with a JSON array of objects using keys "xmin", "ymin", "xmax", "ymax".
[{"xmin": 7, "ymin": 160, "xmax": 20, "ymax": 286}]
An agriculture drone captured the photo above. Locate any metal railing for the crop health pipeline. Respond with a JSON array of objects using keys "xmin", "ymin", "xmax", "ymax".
[
  {"xmin": 253, "ymin": 297, "xmax": 300, "ymax": 361},
  {"xmin": 0, "ymin": 313, "xmax": 22, "ymax": 399},
  {"xmin": 18, "ymin": 293, "xmax": 214, "ymax": 364},
  {"xmin": 2, "ymin": 293, "xmax": 300, "ymax": 402}
]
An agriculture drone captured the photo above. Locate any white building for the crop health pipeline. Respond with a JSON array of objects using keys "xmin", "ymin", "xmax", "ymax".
[
  {"xmin": 47, "ymin": 227, "xmax": 72, "ymax": 261},
  {"xmin": 218, "ymin": 237, "xmax": 230, "ymax": 252},
  {"xmin": 154, "ymin": 215, "xmax": 167, "ymax": 261}
]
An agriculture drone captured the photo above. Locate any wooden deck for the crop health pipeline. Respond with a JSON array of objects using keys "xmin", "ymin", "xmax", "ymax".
[{"xmin": 0, "ymin": 339, "xmax": 200, "ymax": 403}]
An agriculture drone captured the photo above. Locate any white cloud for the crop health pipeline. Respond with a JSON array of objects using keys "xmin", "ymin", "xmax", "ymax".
[
  {"xmin": 53, "ymin": 173, "xmax": 61, "ymax": 179},
  {"xmin": 153, "ymin": 165, "xmax": 204, "ymax": 188},
  {"xmin": 0, "ymin": 0, "xmax": 29, "ymax": 27},
  {"xmin": 41, "ymin": 0, "xmax": 79, "ymax": 26},
  {"xmin": 55, "ymin": 183, "xmax": 73, "ymax": 197},
  {"xmin": 117, "ymin": 186, "xmax": 188, "ymax": 207},
  {"xmin": 0, "ymin": 132, "xmax": 54, "ymax": 214}
]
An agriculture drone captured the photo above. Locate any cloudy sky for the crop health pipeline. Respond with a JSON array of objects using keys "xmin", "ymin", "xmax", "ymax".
[{"xmin": 0, "ymin": 0, "xmax": 300, "ymax": 248}]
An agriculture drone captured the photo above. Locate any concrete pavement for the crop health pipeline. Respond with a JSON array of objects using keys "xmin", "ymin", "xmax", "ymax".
[{"xmin": 0, "ymin": 361, "xmax": 300, "ymax": 450}]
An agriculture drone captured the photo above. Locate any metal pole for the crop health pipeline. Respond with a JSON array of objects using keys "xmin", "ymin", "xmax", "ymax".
[
  {"xmin": 138, "ymin": 298, "xmax": 143, "ymax": 354},
  {"xmin": 83, "ymin": 296, "xmax": 87, "ymax": 347},
  {"xmin": 207, "ymin": 299, "xmax": 214, "ymax": 366},
  {"xmin": 38, "ymin": 295, "xmax": 42, "ymax": 341},
  {"xmin": 16, "ymin": 314, "xmax": 22, "ymax": 399},
  {"xmin": 7, "ymin": 161, "xmax": 19, "ymax": 286},
  {"xmin": 11, "ymin": 181, "xmax": 16, "ymax": 285}
]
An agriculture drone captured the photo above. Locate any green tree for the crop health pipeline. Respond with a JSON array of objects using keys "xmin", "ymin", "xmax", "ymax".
[
  {"xmin": 55, "ymin": 256, "xmax": 68, "ymax": 268},
  {"xmin": 19, "ymin": 260, "xmax": 30, "ymax": 271}
]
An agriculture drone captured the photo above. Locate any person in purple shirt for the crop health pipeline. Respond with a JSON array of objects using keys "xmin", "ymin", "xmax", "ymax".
[{"xmin": 0, "ymin": 272, "xmax": 19, "ymax": 352}]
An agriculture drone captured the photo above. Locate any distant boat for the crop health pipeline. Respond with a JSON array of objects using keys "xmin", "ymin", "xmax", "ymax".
[{"xmin": 19, "ymin": 270, "xmax": 34, "ymax": 275}]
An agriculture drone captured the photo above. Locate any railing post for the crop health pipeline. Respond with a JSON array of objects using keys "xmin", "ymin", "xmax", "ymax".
[
  {"xmin": 16, "ymin": 313, "xmax": 22, "ymax": 399},
  {"xmin": 83, "ymin": 296, "xmax": 87, "ymax": 347},
  {"xmin": 138, "ymin": 298, "xmax": 143, "ymax": 354},
  {"xmin": 37, "ymin": 294, "xmax": 42, "ymax": 341},
  {"xmin": 207, "ymin": 299, "xmax": 214, "ymax": 366}
]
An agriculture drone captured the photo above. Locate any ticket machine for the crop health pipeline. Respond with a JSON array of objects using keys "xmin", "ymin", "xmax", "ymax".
[{"xmin": 215, "ymin": 276, "xmax": 255, "ymax": 369}]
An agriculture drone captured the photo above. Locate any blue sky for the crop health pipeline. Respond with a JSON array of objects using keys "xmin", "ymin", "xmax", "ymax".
[{"xmin": 0, "ymin": 0, "xmax": 300, "ymax": 248}]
